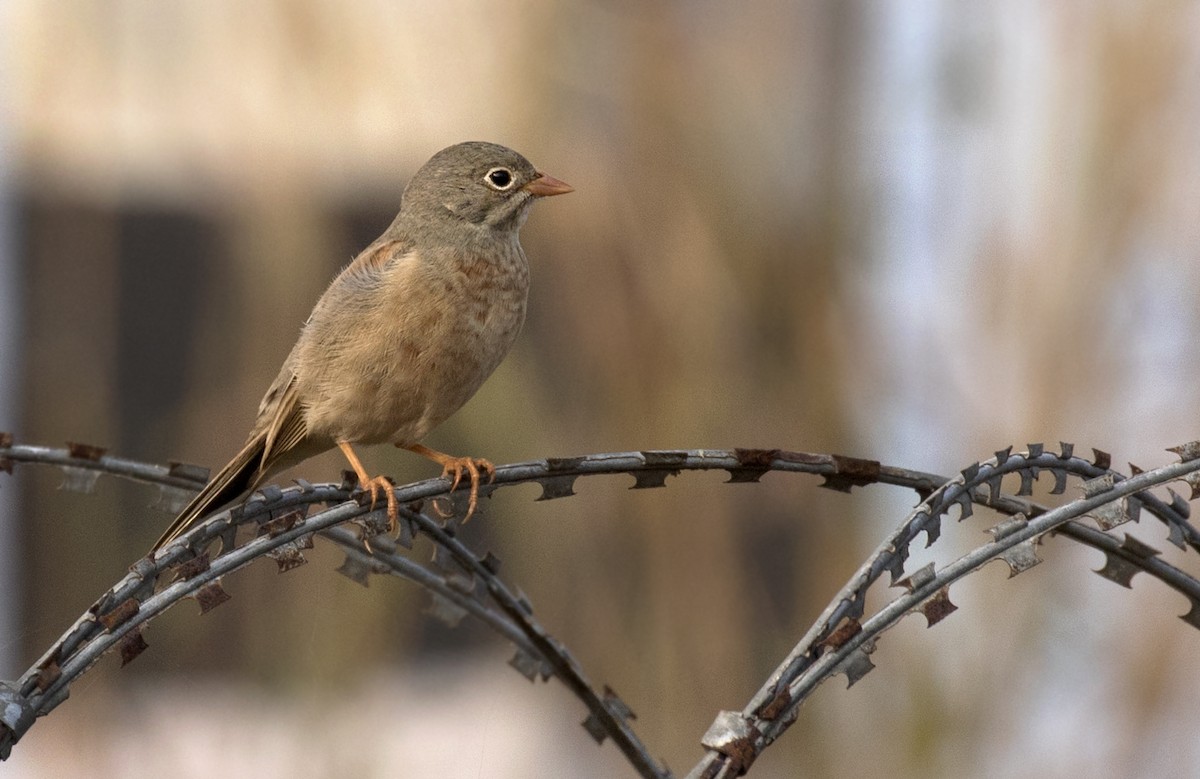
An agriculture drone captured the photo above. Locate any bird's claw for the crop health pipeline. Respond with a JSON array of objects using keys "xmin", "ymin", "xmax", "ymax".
[
  {"xmin": 360, "ymin": 474, "xmax": 399, "ymax": 536},
  {"xmin": 439, "ymin": 456, "xmax": 494, "ymax": 521}
]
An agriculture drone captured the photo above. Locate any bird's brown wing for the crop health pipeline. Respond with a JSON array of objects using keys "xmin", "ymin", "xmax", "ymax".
[
  {"xmin": 151, "ymin": 238, "xmax": 409, "ymax": 554},
  {"xmin": 150, "ymin": 371, "xmax": 309, "ymax": 553},
  {"xmin": 149, "ymin": 430, "xmax": 269, "ymax": 552}
]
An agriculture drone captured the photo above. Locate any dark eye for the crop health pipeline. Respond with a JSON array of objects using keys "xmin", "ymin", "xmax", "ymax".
[{"xmin": 485, "ymin": 167, "xmax": 514, "ymax": 190}]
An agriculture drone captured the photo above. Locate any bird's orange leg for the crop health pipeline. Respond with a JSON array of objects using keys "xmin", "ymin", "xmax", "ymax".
[
  {"xmin": 402, "ymin": 443, "xmax": 495, "ymax": 520},
  {"xmin": 337, "ymin": 441, "xmax": 398, "ymax": 533}
]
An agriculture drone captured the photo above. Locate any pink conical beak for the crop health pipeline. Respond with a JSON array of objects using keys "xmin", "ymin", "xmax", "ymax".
[{"xmin": 523, "ymin": 172, "xmax": 574, "ymax": 197}]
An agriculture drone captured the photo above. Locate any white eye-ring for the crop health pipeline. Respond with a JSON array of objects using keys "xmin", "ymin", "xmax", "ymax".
[{"xmin": 484, "ymin": 167, "xmax": 516, "ymax": 190}]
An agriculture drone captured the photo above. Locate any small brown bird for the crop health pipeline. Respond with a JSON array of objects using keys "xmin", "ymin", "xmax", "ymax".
[{"xmin": 152, "ymin": 141, "xmax": 572, "ymax": 552}]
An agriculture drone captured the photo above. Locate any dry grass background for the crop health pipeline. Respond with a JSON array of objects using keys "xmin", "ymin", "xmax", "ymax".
[{"xmin": 3, "ymin": 2, "xmax": 1200, "ymax": 777}]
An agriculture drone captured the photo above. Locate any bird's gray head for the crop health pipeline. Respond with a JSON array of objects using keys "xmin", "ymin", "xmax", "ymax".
[{"xmin": 398, "ymin": 141, "xmax": 572, "ymax": 235}]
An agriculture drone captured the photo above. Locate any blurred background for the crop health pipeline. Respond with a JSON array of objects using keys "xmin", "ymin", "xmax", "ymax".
[{"xmin": 2, "ymin": 2, "xmax": 1200, "ymax": 777}]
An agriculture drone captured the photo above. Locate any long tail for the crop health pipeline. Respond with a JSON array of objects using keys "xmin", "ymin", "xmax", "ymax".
[{"xmin": 151, "ymin": 434, "xmax": 267, "ymax": 553}]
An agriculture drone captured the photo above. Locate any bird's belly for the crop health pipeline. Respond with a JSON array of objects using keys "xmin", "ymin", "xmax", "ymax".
[{"xmin": 301, "ymin": 283, "xmax": 526, "ymax": 446}]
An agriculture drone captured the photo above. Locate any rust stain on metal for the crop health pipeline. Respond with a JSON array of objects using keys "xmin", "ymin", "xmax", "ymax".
[
  {"xmin": 700, "ymin": 711, "xmax": 761, "ymax": 772},
  {"xmin": 546, "ymin": 456, "xmax": 585, "ymax": 472},
  {"xmin": 339, "ymin": 469, "xmax": 360, "ymax": 491},
  {"xmin": 642, "ymin": 450, "xmax": 689, "ymax": 467},
  {"xmin": 34, "ymin": 654, "xmax": 61, "ymax": 692},
  {"xmin": 118, "ymin": 629, "xmax": 149, "ymax": 667},
  {"xmin": 66, "ymin": 442, "xmax": 107, "ymax": 461},
  {"xmin": 726, "ymin": 448, "xmax": 778, "ymax": 483},
  {"xmin": 98, "ymin": 598, "xmax": 140, "ymax": 632},
  {"xmin": 757, "ymin": 687, "xmax": 793, "ymax": 720},
  {"xmin": 173, "ymin": 552, "xmax": 211, "ymax": 581},
  {"xmin": 193, "ymin": 582, "xmax": 232, "ymax": 613},
  {"xmin": 919, "ymin": 587, "xmax": 957, "ymax": 627},
  {"xmin": 818, "ymin": 617, "xmax": 862, "ymax": 653},
  {"xmin": 820, "ymin": 454, "xmax": 881, "ymax": 493},
  {"xmin": 261, "ymin": 509, "xmax": 304, "ymax": 538},
  {"xmin": 1169, "ymin": 441, "xmax": 1200, "ymax": 462},
  {"xmin": 269, "ymin": 546, "xmax": 308, "ymax": 572}
]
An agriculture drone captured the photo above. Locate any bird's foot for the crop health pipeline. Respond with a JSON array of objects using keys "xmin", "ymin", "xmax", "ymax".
[
  {"xmin": 360, "ymin": 474, "xmax": 400, "ymax": 534},
  {"xmin": 337, "ymin": 441, "xmax": 399, "ymax": 542},
  {"xmin": 436, "ymin": 456, "xmax": 495, "ymax": 521},
  {"xmin": 401, "ymin": 443, "xmax": 494, "ymax": 521}
]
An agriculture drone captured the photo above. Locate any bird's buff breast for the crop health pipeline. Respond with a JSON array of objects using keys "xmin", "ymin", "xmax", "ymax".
[{"xmin": 299, "ymin": 247, "xmax": 529, "ymax": 445}]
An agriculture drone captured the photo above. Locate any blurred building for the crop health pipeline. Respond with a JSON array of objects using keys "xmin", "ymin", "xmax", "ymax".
[{"xmin": 3, "ymin": 3, "xmax": 1200, "ymax": 777}]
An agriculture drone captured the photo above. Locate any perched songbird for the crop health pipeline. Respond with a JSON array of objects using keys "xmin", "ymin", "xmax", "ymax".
[{"xmin": 151, "ymin": 141, "xmax": 572, "ymax": 553}]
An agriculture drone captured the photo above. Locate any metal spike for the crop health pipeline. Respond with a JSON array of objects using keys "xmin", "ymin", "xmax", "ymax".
[
  {"xmin": 1088, "ymin": 496, "xmax": 1131, "ymax": 530},
  {"xmin": 986, "ymin": 514, "xmax": 1028, "ymax": 541},
  {"xmin": 1167, "ymin": 521, "xmax": 1187, "ymax": 550},
  {"xmin": 603, "ymin": 685, "xmax": 636, "ymax": 722},
  {"xmin": 700, "ymin": 711, "xmax": 760, "ymax": 768},
  {"xmin": 1017, "ymin": 470, "xmax": 1035, "ymax": 496},
  {"xmin": 1182, "ymin": 472, "xmax": 1200, "ymax": 501},
  {"xmin": 152, "ymin": 484, "xmax": 193, "ymax": 514},
  {"xmin": 919, "ymin": 512, "xmax": 942, "ymax": 546},
  {"xmin": 1092, "ymin": 448, "xmax": 1112, "ymax": 469},
  {"xmin": 66, "ymin": 442, "xmax": 107, "ymax": 461},
  {"xmin": 999, "ymin": 541, "xmax": 1042, "ymax": 577},
  {"xmin": 1081, "ymin": 473, "xmax": 1116, "ymax": 498},
  {"xmin": 819, "ymin": 454, "xmax": 881, "ymax": 492},
  {"xmin": 895, "ymin": 562, "xmax": 936, "ymax": 592},
  {"xmin": 955, "ymin": 492, "xmax": 974, "ymax": 521},
  {"xmin": 396, "ymin": 511, "xmax": 415, "ymax": 547},
  {"xmin": 961, "ymin": 463, "xmax": 981, "ymax": 482},
  {"xmin": 885, "ymin": 551, "xmax": 907, "ymax": 584},
  {"xmin": 995, "ymin": 446, "xmax": 1013, "ymax": 465},
  {"xmin": 1059, "ymin": 442, "xmax": 1075, "ymax": 459},
  {"xmin": 1095, "ymin": 553, "xmax": 1140, "ymax": 589},
  {"xmin": 1180, "ymin": 597, "xmax": 1200, "ymax": 631},
  {"xmin": 479, "ymin": 551, "xmax": 501, "ymax": 574},
  {"xmin": 581, "ymin": 713, "xmax": 608, "ymax": 745},
  {"xmin": 837, "ymin": 642, "xmax": 877, "ymax": 687},
  {"xmin": 917, "ymin": 586, "xmax": 957, "ymax": 627},
  {"xmin": 535, "ymin": 474, "xmax": 578, "ymax": 501},
  {"xmin": 193, "ymin": 581, "xmax": 232, "ymax": 613},
  {"xmin": 1129, "ymin": 462, "xmax": 1144, "ymax": 476},
  {"xmin": 266, "ymin": 543, "xmax": 307, "ymax": 573},
  {"xmin": 118, "ymin": 628, "xmax": 149, "ymax": 667},
  {"xmin": 1167, "ymin": 488, "xmax": 1191, "ymax": 518},
  {"xmin": 630, "ymin": 470, "xmax": 673, "ymax": 489},
  {"xmin": 98, "ymin": 598, "xmax": 140, "ymax": 631},
  {"xmin": 335, "ymin": 555, "xmax": 372, "ymax": 587},
  {"xmin": 425, "ymin": 593, "xmax": 467, "ymax": 627},
  {"xmin": 57, "ymin": 466, "xmax": 100, "ymax": 494},
  {"xmin": 1168, "ymin": 441, "xmax": 1200, "ymax": 462},
  {"xmin": 1094, "ymin": 534, "xmax": 1160, "ymax": 589},
  {"xmin": 1049, "ymin": 468, "xmax": 1069, "ymax": 495},
  {"xmin": 509, "ymin": 647, "xmax": 542, "ymax": 681}
]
